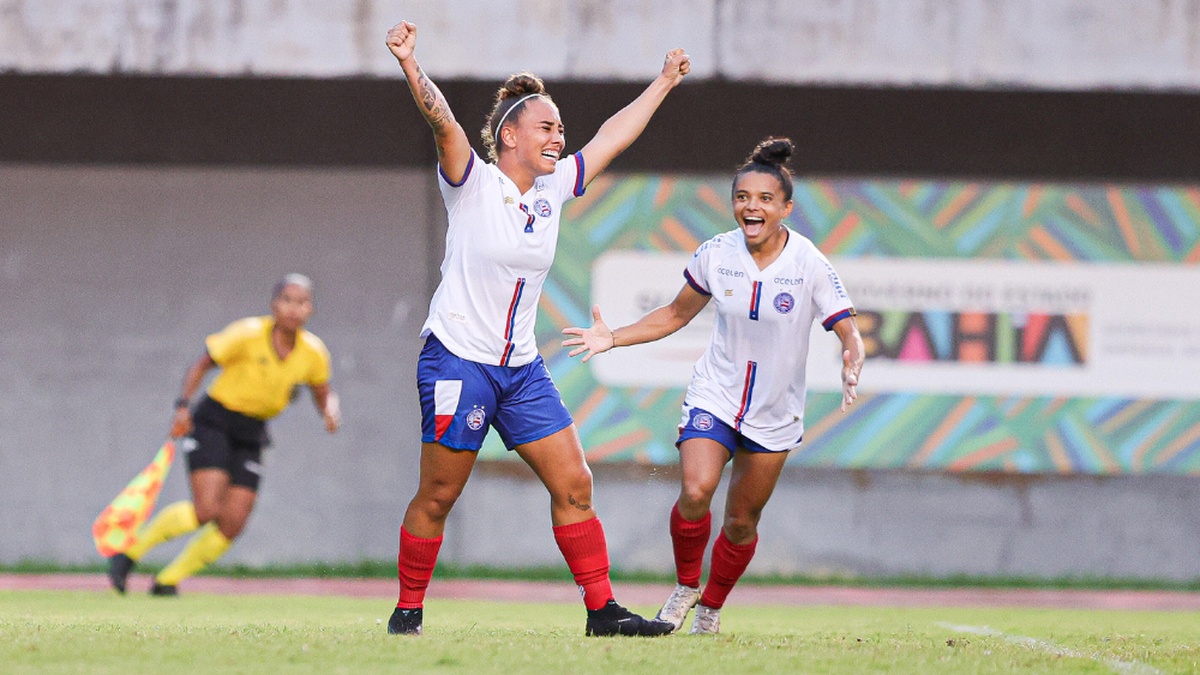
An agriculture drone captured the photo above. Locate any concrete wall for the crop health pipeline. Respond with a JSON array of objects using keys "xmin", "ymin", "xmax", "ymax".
[
  {"xmin": 6, "ymin": 0, "xmax": 1200, "ymax": 90},
  {"xmin": 454, "ymin": 466, "xmax": 1200, "ymax": 581},
  {"xmin": 0, "ymin": 163, "xmax": 437, "ymax": 565},
  {"xmin": 3, "ymin": 162, "xmax": 1199, "ymax": 581}
]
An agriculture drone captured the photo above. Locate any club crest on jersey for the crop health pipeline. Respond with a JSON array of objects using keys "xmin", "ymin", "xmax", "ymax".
[
  {"xmin": 692, "ymin": 411, "xmax": 715, "ymax": 431},
  {"xmin": 532, "ymin": 198, "xmax": 552, "ymax": 218},
  {"xmin": 773, "ymin": 292, "xmax": 795, "ymax": 314},
  {"xmin": 465, "ymin": 407, "xmax": 486, "ymax": 431}
]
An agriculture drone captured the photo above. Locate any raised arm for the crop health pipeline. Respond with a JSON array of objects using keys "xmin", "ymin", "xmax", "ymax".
[
  {"xmin": 832, "ymin": 316, "xmax": 864, "ymax": 412},
  {"xmin": 386, "ymin": 21, "xmax": 473, "ymax": 183},
  {"xmin": 577, "ymin": 48, "xmax": 690, "ymax": 188},
  {"xmin": 562, "ymin": 283, "xmax": 709, "ymax": 362}
]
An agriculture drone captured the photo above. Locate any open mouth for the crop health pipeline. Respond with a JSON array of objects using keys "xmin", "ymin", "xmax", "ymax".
[
  {"xmin": 541, "ymin": 150, "xmax": 560, "ymax": 161},
  {"xmin": 742, "ymin": 216, "xmax": 765, "ymax": 235}
]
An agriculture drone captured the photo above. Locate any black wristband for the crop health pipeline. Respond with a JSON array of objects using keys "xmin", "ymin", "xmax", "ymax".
[{"xmin": 174, "ymin": 397, "xmax": 190, "ymax": 409}]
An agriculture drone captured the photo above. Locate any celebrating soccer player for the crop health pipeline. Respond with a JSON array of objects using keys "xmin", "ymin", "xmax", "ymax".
[
  {"xmin": 384, "ymin": 19, "xmax": 688, "ymax": 637},
  {"xmin": 107, "ymin": 274, "xmax": 340, "ymax": 596},
  {"xmin": 563, "ymin": 138, "xmax": 865, "ymax": 634}
]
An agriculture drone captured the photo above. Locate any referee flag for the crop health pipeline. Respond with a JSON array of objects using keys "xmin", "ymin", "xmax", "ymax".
[{"xmin": 92, "ymin": 441, "xmax": 176, "ymax": 557}]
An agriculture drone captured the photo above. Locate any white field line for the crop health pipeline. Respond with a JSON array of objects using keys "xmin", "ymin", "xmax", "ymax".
[{"xmin": 938, "ymin": 623, "xmax": 1164, "ymax": 675}]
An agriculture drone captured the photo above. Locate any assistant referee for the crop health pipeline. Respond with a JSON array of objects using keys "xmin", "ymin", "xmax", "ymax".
[{"xmin": 107, "ymin": 274, "xmax": 340, "ymax": 596}]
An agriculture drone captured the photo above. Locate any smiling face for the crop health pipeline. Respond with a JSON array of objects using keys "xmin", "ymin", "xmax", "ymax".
[
  {"xmin": 732, "ymin": 170, "xmax": 794, "ymax": 247},
  {"xmin": 499, "ymin": 97, "xmax": 565, "ymax": 177},
  {"xmin": 271, "ymin": 283, "xmax": 313, "ymax": 333}
]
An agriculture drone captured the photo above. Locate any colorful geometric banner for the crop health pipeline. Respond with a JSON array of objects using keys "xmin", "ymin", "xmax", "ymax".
[{"xmin": 480, "ymin": 176, "xmax": 1200, "ymax": 474}]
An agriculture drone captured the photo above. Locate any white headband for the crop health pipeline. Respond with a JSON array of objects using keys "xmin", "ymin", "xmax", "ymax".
[{"xmin": 495, "ymin": 93, "xmax": 544, "ymax": 138}]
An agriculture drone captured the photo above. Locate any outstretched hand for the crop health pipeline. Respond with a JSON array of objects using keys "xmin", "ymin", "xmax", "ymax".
[
  {"xmin": 840, "ymin": 349, "xmax": 861, "ymax": 412},
  {"xmin": 561, "ymin": 305, "xmax": 615, "ymax": 363},
  {"xmin": 386, "ymin": 20, "xmax": 417, "ymax": 64},
  {"xmin": 661, "ymin": 48, "xmax": 691, "ymax": 86}
]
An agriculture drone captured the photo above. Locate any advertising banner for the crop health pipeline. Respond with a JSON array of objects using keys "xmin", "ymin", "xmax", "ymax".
[
  {"xmin": 481, "ymin": 176, "xmax": 1200, "ymax": 474},
  {"xmin": 591, "ymin": 254, "xmax": 1200, "ymax": 399}
]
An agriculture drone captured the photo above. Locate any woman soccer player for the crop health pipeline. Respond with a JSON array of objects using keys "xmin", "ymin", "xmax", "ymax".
[
  {"xmin": 563, "ymin": 138, "xmax": 865, "ymax": 634},
  {"xmin": 107, "ymin": 274, "xmax": 340, "ymax": 596},
  {"xmin": 384, "ymin": 20, "xmax": 688, "ymax": 637}
]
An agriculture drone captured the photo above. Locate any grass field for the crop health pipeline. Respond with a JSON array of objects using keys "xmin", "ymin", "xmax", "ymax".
[{"xmin": 3, "ymin": 590, "xmax": 1199, "ymax": 674}]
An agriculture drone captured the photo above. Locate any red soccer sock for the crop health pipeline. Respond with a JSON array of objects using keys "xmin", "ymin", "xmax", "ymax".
[
  {"xmin": 670, "ymin": 502, "xmax": 711, "ymax": 588},
  {"xmin": 396, "ymin": 526, "xmax": 443, "ymax": 609},
  {"xmin": 699, "ymin": 529, "xmax": 757, "ymax": 609},
  {"xmin": 553, "ymin": 516, "xmax": 614, "ymax": 611}
]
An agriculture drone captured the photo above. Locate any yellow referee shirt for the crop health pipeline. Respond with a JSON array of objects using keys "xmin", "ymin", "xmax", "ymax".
[{"xmin": 205, "ymin": 316, "xmax": 332, "ymax": 420}]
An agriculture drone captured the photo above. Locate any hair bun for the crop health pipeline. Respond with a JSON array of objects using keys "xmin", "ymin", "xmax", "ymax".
[
  {"xmin": 750, "ymin": 137, "xmax": 794, "ymax": 167},
  {"xmin": 500, "ymin": 72, "xmax": 546, "ymax": 99},
  {"xmin": 733, "ymin": 136, "xmax": 796, "ymax": 201},
  {"xmin": 482, "ymin": 72, "xmax": 553, "ymax": 163}
]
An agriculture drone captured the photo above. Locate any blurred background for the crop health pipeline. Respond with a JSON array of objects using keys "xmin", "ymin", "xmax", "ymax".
[{"xmin": 2, "ymin": 0, "xmax": 1199, "ymax": 581}]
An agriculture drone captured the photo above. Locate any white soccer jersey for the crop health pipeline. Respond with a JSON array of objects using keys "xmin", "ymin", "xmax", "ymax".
[
  {"xmin": 682, "ymin": 227, "xmax": 854, "ymax": 451},
  {"xmin": 421, "ymin": 149, "xmax": 586, "ymax": 366}
]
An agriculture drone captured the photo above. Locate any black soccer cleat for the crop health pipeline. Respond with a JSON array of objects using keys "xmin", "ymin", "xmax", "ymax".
[
  {"xmin": 107, "ymin": 553, "xmax": 135, "ymax": 594},
  {"xmin": 149, "ymin": 582, "xmax": 178, "ymax": 597},
  {"xmin": 585, "ymin": 600, "xmax": 675, "ymax": 637},
  {"xmin": 387, "ymin": 607, "xmax": 423, "ymax": 635}
]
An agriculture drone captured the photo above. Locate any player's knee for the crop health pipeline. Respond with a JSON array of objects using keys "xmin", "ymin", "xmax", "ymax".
[
  {"xmin": 542, "ymin": 458, "xmax": 590, "ymax": 492},
  {"xmin": 722, "ymin": 515, "xmax": 759, "ymax": 545},
  {"xmin": 216, "ymin": 520, "xmax": 244, "ymax": 540},
  {"xmin": 678, "ymin": 480, "xmax": 716, "ymax": 513},
  {"xmin": 193, "ymin": 504, "xmax": 220, "ymax": 525},
  {"xmin": 540, "ymin": 469, "xmax": 592, "ymax": 514},
  {"xmin": 570, "ymin": 465, "xmax": 594, "ymax": 494},
  {"xmin": 416, "ymin": 485, "xmax": 463, "ymax": 521}
]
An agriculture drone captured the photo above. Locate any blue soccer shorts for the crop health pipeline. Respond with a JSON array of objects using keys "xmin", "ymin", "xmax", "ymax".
[
  {"xmin": 676, "ymin": 404, "xmax": 794, "ymax": 456},
  {"xmin": 418, "ymin": 334, "xmax": 574, "ymax": 451}
]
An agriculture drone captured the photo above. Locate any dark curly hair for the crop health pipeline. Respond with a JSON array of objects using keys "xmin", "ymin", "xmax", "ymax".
[
  {"xmin": 732, "ymin": 137, "xmax": 795, "ymax": 201},
  {"xmin": 481, "ymin": 73, "xmax": 553, "ymax": 163}
]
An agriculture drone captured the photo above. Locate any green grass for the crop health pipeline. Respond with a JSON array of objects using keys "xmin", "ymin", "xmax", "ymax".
[
  {"xmin": 3, "ymin": 590, "xmax": 1199, "ymax": 674},
  {"xmin": 6, "ymin": 559, "xmax": 1200, "ymax": 592}
]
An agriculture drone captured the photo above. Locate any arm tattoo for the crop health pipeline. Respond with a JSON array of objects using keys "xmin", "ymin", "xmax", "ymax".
[
  {"xmin": 415, "ymin": 68, "xmax": 455, "ymax": 131},
  {"xmin": 567, "ymin": 494, "xmax": 592, "ymax": 512}
]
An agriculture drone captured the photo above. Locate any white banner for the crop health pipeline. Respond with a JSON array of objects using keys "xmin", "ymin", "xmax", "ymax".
[{"xmin": 589, "ymin": 252, "xmax": 1200, "ymax": 398}]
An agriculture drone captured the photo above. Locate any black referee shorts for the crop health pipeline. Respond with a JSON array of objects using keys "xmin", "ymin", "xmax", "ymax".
[{"xmin": 183, "ymin": 396, "xmax": 271, "ymax": 491}]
